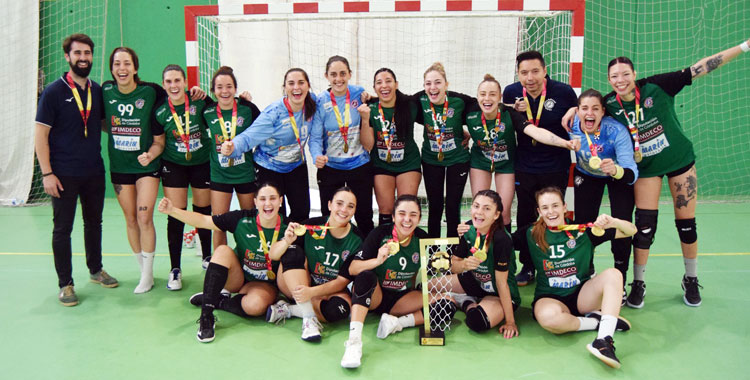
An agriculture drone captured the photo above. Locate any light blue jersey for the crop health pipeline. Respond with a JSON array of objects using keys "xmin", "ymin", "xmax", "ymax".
[
  {"xmin": 230, "ymin": 96, "xmax": 316, "ymax": 173},
  {"xmin": 309, "ymin": 84, "xmax": 370, "ymax": 170},
  {"xmin": 570, "ymin": 115, "xmax": 638, "ymax": 184}
]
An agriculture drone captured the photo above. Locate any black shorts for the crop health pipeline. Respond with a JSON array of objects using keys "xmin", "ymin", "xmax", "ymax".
[
  {"xmin": 531, "ymin": 283, "xmax": 586, "ymax": 319},
  {"xmin": 210, "ymin": 180, "xmax": 258, "ymax": 194},
  {"xmin": 458, "ymin": 271, "xmax": 519, "ymax": 310},
  {"xmin": 660, "ymin": 161, "xmax": 695, "ymax": 179},
  {"xmin": 111, "ymin": 170, "xmax": 160, "ymax": 185},
  {"xmin": 161, "ymin": 160, "xmax": 210, "ymax": 189},
  {"xmin": 372, "ymin": 166, "xmax": 421, "ymax": 177},
  {"xmin": 372, "ymin": 288, "xmax": 413, "ymax": 314}
]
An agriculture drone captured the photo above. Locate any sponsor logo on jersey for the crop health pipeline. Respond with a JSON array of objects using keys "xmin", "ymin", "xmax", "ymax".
[
  {"xmin": 111, "ymin": 115, "xmax": 121, "ymax": 126},
  {"xmin": 65, "ymin": 97, "xmax": 75, "ymax": 103},
  {"xmin": 385, "ymin": 269, "xmax": 398, "ymax": 280},
  {"xmin": 472, "ymin": 272, "xmax": 491, "ymax": 283},
  {"xmin": 244, "ymin": 249, "xmax": 256, "ymax": 261},
  {"xmin": 544, "ymin": 98, "xmax": 556, "ymax": 111},
  {"xmin": 546, "ymin": 267, "xmax": 577, "ymax": 278},
  {"xmin": 644, "ymin": 97, "xmax": 654, "ymax": 108},
  {"xmin": 314, "ymin": 245, "xmax": 325, "ymax": 251},
  {"xmin": 543, "ymin": 260, "xmax": 555, "ymax": 271},
  {"xmin": 246, "ymin": 234, "xmax": 257, "ymax": 239},
  {"xmin": 472, "ymin": 126, "xmax": 483, "ymax": 131},
  {"xmin": 108, "ymin": 99, "xmax": 117, "ymax": 104},
  {"xmin": 412, "ymin": 252, "xmax": 420, "ymax": 264},
  {"xmin": 210, "ymin": 119, "xmax": 220, "ymax": 125},
  {"xmin": 574, "ymin": 175, "xmax": 584, "ymax": 187},
  {"xmin": 314, "ymin": 262, "xmax": 326, "ymax": 275},
  {"xmin": 135, "ymin": 99, "xmax": 145, "ymax": 109}
]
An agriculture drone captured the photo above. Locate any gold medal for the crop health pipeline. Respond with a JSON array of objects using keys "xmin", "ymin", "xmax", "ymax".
[
  {"xmin": 386, "ymin": 152, "xmax": 392, "ymax": 163},
  {"xmin": 589, "ymin": 156, "xmax": 602, "ymax": 169},
  {"xmin": 293, "ymin": 225, "xmax": 307, "ymax": 236},
  {"xmin": 267, "ymin": 270, "xmax": 276, "ymax": 280},
  {"xmin": 634, "ymin": 150, "xmax": 643, "ymax": 163},
  {"xmin": 438, "ymin": 152, "xmax": 444, "ymax": 161},
  {"xmin": 591, "ymin": 226, "xmax": 605, "ymax": 237},
  {"xmin": 386, "ymin": 241, "xmax": 400, "ymax": 255},
  {"xmin": 343, "ymin": 142, "xmax": 349, "ymax": 153},
  {"xmin": 185, "ymin": 151, "xmax": 192, "ymax": 161},
  {"xmin": 473, "ymin": 249, "xmax": 487, "ymax": 262}
]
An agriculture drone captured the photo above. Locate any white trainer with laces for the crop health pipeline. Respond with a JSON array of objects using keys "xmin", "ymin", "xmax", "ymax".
[
  {"xmin": 265, "ymin": 300, "xmax": 291, "ymax": 324},
  {"xmin": 301, "ymin": 316, "xmax": 323, "ymax": 342},
  {"xmin": 167, "ymin": 268, "xmax": 182, "ymax": 291},
  {"xmin": 341, "ymin": 338, "xmax": 363, "ymax": 368},
  {"xmin": 376, "ymin": 313, "xmax": 403, "ymax": 339}
]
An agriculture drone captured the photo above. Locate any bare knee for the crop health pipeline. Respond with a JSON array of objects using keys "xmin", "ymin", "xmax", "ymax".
[
  {"xmin": 241, "ymin": 295, "xmax": 269, "ymax": 316},
  {"xmin": 600, "ymin": 268, "xmax": 623, "ymax": 285},
  {"xmin": 535, "ymin": 308, "xmax": 567, "ymax": 334},
  {"xmin": 136, "ymin": 207, "xmax": 154, "ymax": 227}
]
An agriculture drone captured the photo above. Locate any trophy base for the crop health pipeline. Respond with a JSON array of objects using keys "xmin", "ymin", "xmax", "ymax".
[{"xmin": 419, "ymin": 326, "xmax": 445, "ymax": 346}]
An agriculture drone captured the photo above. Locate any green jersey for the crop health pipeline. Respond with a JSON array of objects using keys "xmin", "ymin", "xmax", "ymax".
[
  {"xmin": 604, "ymin": 69, "xmax": 695, "ymax": 177},
  {"xmin": 102, "ymin": 81, "xmax": 164, "ymax": 174},
  {"xmin": 212, "ymin": 209, "xmax": 287, "ymax": 283},
  {"xmin": 466, "ymin": 103, "xmax": 525, "ymax": 173},
  {"xmin": 294, "ymin": 216, "xmax": 363, "ymax": 285},
  {"xmin": 367, "ymin": 99, "xmax": 421, "ymax": 173},
  {"xmin": 354, "ymin": 224, "xmax": 428, "ymax": 292},
  {"xmin": 202, "ymin": 99, "xmax": 261, "ymax": 184},
  {"xmin": 457, "ymin": 223, "xmax": 520, "ymax": 305},
  {"xmin": 153, "ymin": 94, "xmax": 213, "ymax": 166},
  {"xmin": 416, "ymin": 91, "xmax": 471, "ymax": 166},
  {"xmin": 526, "ymin": 226, "xmax": 614, "ymax": 299}
]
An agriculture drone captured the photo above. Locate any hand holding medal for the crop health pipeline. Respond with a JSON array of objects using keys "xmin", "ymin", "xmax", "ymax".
[{"xmin": 386, "ymin": 225, "xmax": 412, "ymax": 255}]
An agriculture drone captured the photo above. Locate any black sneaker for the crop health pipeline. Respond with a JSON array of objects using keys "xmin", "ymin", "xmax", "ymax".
[
  {"xmin": 584, "ymin": 311, "xmax": 632, "ymax": 332},
  {"xmin": 189, "ymin": 290, "xmax": 230, "ymax": 307},
  {"xmin": 621, "ymin": 289, "xmax": 627, "ymax": 307},
  {"xmin": 587, "ymin": 336, "xmax": 620, "ymax": 369},
  {"xmin": 196, "ymin": 312, "xmax": 216, "ymax": 343},
  {"xmin": 515, "ymin": 267, "xmax": 535, "ymax": 286},
  {"xmin": 626, "ymin": 280, "xmax": 646, "ymax": 309},
  {"xmin": 681, "ymin": 275, "xmax": 702, "ymax": 307}
]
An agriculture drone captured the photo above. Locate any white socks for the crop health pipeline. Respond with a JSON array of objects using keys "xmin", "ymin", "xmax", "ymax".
[
  {"xmin": 398, "ymin": 314, "xmax": 416, "ymax": 329},
  {"xmin": 577, "ymin": 317, "xmax": 599, "ymax": 331},
  {"xmin": 633, "ymin": 264, "xmax": 646, "ymax": 282},
  {"xmin": 134, "ymin": 251, "xmax": 155, "ymax": 294},
  {"xmin": 133, "ymin": 252, "xmax": 143, "ymax": 270},
  {"xmin": 597, "ymin": 314, "xmax": 617, "ymax": 339},
  {"xmin": 348, "ymin": 321, "xmax": 363, "ymax": 341},
  {"xmin": 684, "ymin": 258, "xmax": 698, "ymax": 278}
]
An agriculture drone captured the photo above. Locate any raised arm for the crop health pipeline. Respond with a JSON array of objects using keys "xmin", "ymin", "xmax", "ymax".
[
  {"xmin": 158, "ymin": 197, "xmax": 220, "ymax": 231},
  {"xmin": 358, "ymin": 104, "xmax": 374, "ymax": 151},
  {"xmin": 690, "ymin": 38, "xmax": 750, "ymax": 79},
  {"xmin": 522, "ymin": 124, "xmax": 580, "ymax": 151}
]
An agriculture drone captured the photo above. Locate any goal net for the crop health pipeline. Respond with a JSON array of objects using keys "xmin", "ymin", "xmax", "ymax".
[{"xmin": 188, "ymin": 1, "xmax": 578, "ymax": 216}]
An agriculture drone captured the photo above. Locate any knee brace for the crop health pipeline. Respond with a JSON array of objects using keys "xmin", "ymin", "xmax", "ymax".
[
  {"xmin": 429, "ymin": 299, "xmax": 457, "ymax": 329},
  {"xmin": 320, "ymin": 296, "xmax": 350, "ymax": 322},
  {"xmin": 464, "ymin": 305, "xmax": 491, "ymax": 332},
  {"xmin": 280, "ymin": 245, "xmax": 306, "ymax": 271},
  {"xmin": 192, "ymin": 204, "xmax": 211, "ymax": 215},
  {"xmin": 633, "ymin": 209, "xmax": 658, "ymax": 249},
  {"xmin": 351, "ymin": 270, "xmax": 377, "ymax": 307},
  {"xmin": 675, "ymin": 218, "xmax": 697, "ymax": 244}
]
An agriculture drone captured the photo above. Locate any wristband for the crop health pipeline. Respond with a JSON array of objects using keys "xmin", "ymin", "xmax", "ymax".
[
  {"xmin": 612, "ymin": 165, "xmax": 624, "ymax": 180},
  {"xmin": 740, "ymin": 41, "xmax": 750, "ymax": 53},
  {"xmin": 42, "ymin": 172, "xmax": 54, "ymax": 177}
]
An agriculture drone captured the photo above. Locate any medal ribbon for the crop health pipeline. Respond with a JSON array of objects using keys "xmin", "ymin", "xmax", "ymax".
[
  {"xmin": 481, "ymin": 110, "xmax": 501, "ymax": 163},
  {"xmin": 522, "ymin": 81, "xmax": 546, "ymax": 126},
  {"xmin": 65, "ymin": 72, "xmax": 92, "ymax": 137},
  {"xmin": 168, "ymin": 95, "xmax": 191, "ymax": 155},
  {"xmin": 378, "ymin": 102, "xmax": 395, "ymax": 158},
  {"xmin": 330, "ymin": 90, "xmax": 351, "ymax": 148},
  {"xmin": 469, "ymin": 229, "xmax": 490, "ymax": 254},
  {"xmin": 548, "ymin": 223, "xmax": 598, "ymax": 240},
  {"xmin": 429, "ymin": 98, "xmax": 449, "ymax": 155},
  {"xmin": 390, "ymin": 225, "xmax": 412, "ymax": 245},
  {"xmin": 283, "ymin": 97, "xmax": 306, "ymax": 162},
  {"xmin": 305, "ymin": 221, "xmax": 332, "ymax": 240},
  {"xmin": 583, "ymin": 130, "xmax": 600, "ymax": 158},
  {"xmin": 615, "ymin": 86, "xmax": 641, "ymax": 153},
  {"xmin": 215, "ymin": 100, "xmax": 237, "ymax": 144},
  {"xmin": 256, "ymin": 214, "xmax": 281, "ymax": 276}
]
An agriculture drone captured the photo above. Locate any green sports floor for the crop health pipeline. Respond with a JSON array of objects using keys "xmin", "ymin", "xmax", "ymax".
[{"xmin": 1, "ymin": 199, "xmax": 748, "ymax": 379}]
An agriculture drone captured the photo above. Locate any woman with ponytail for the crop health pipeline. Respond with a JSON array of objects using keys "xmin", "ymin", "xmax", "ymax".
[
  {"xmin": 525, "ymin": 187, "xmax": 636, "ymax": 369},
  {"xmin": 222, "ymin": 68, "xmax": 317, "ymax": 222}
]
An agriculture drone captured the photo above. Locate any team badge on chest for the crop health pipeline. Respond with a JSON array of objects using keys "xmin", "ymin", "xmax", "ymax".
[
  {"xmin": 412, "ymin": 252, "xmax": 420, "ymax": 264},
  {"xmin": 135, "ymin": 99, "xmax": 145, "ymax": 109},
  {"xmin": 644, "ymin": 97, "xmax": 654, "ymax": 108},
  {"xmin": 566, "ymin": 239, "xmax": 576, "ymax": 249}
]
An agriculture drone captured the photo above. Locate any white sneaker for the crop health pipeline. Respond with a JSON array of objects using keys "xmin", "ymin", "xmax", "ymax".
[
  {"xmin": 265, "ymin": 300, "xmax": 291, "ymax": 324},
  {"xmin": 301, "ymin": 316, "xmax": 323, "ymax": 342},
  {"xmin": 167, "ymin": 268, "xmax": 182, "ymax": 291},
  {"xmin": 341, "ymin": 338, "xmax": 363, "ymax": 368},
  {"xmin": 376, "ymin": 313, "xmax": 403, "ymax": 339}
]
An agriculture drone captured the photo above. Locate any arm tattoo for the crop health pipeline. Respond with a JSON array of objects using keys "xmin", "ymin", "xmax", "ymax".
[
  {"xmin": 706, "ymin": 54, "xmax": 723, "ymax": 72},
  {"xmin": 113, "ymin": 184, "xmax": 122, "ymax": 195},
  {"xmin": 691, "ymin": 65, "xmax": 704, "ymax": 77}
]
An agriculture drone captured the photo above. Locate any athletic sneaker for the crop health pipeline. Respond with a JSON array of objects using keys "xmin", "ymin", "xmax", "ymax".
[
  {"xmin": 167, "ymin": 268, "xmax": 182, "ymax": 291},
  {"xmin": 621, "ymin": 289, "xmax": 627, "ymax": 306},
  {"xmin": 584, "ymin": 311, "xmax": 632, "ymax": 332},
  {"xmin": 196, "ymin": 312, "xmax": 216, "ymax": 343},
  {"xmin": 626, "ymin": 280, "xmax": 646, "ymax": 309},
  {"xmin": 515, "ymin": 267, "xmax": 535, "ymax": 286},
  {"xmin": 202, "ymin": 256, "xmax": 211, "ymax": 270},
  {"xmin": 681, "ymin": 275, "xmax": 703, "ymax": 307},
  {"xmin": 341, "ymin": 338, "xmax": 363, "ymax": 368},
  {"xmin": 90, "ymin": 270, "xmax": 119, "ymax": 288},
  {"xmin": 189, "ymin": 289, "xmax": 230, "ymax": 307},
  {"xmin": 301, "ymin": 316, "xmax": 323, "ymax": 342},
  {"xmin": 586, "ymin": 335, "xmax": 621, "ymax": 369},
  {"xmin": 265, "ymin": 300, "xmax": 291, "ymax": 324},
  {"xmin": 376, "ymin": 313, "xmax": 403, "ymax": 339},
  {"xmin": 58, "ymin": 285, "xmax": 78, "ymax": 307}
]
